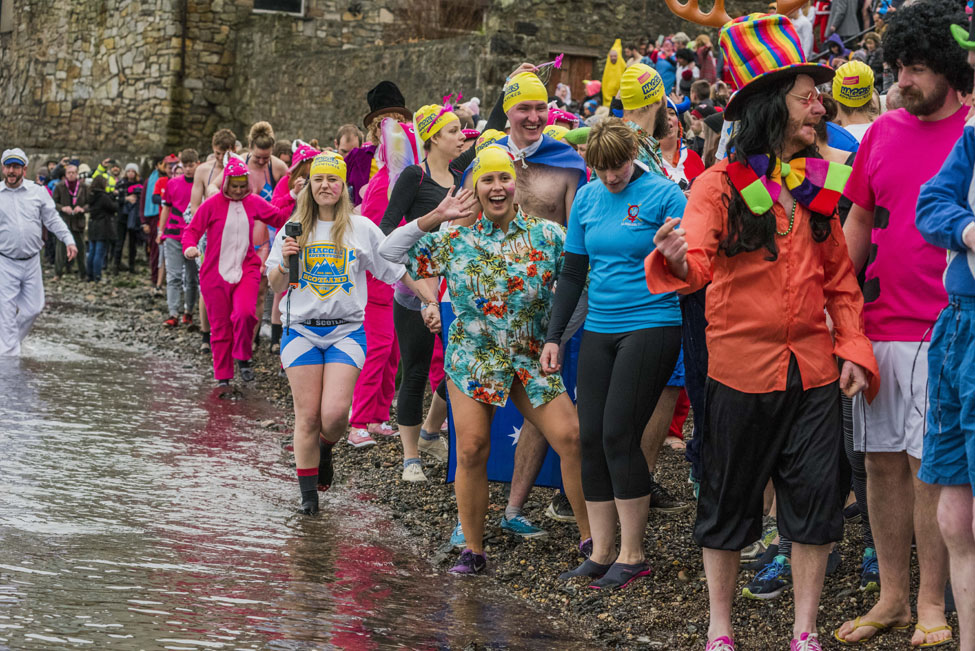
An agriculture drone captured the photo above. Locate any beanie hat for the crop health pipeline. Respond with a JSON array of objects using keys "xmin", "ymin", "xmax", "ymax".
[
  {"xmin": 503, "ymin": 73, "xmax": 548, "ymax": 113},
  {"xmin": 832, "ymin": 61, "xmax": 874, "ymax": 108},
  {"xmin": 619, "ymin": 64, "xmax": 665, "ymax": 110},
  {"xmin": 309, "ymin": 152, "xmax": 347, "ymax": 183},
  {"xmin": 475, "ymin": 129, "xmax": 505, "ymax": 153},
  {"xmin": 471, "ymin": 145, "xmax": 516, "ymax": 189},
  {"xmin": 289, "ymin": 143, "xmax": 321, "ymax": 172},
  {"xmin": 542, "ymin": 125, "xmax": 569, "ymax": 141},
  {"xmin": 414, "ymin": 104, "xmax": 460, "ymax": 142}
]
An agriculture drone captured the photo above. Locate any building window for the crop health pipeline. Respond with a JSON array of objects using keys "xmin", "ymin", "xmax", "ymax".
[
  {"xmin": 253, "ymin": 0, "xmax": 304, "ymax": 15},
  {"xmin": 0, "ymin": 0, "xmax": 14, "ymax": 34}
]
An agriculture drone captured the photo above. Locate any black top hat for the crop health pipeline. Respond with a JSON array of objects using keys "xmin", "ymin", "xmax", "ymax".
[{"xmin": 363, "ymin": 81, "xmax": 413, "ymax": 128}]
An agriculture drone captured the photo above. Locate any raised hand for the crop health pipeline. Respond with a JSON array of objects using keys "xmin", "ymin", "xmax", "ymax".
[{"xmin": 436, "ymin": 187, "xmax": 477, "ymax": 223}]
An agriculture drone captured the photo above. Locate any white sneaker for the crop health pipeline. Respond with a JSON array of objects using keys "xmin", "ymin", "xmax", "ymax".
[
  {"xmin": 418, "ymin": 433, "xmax": 448, "ymax": 463},
  {"xmin": 402, "ymin": 462, "xmax": 427, "ymax": 482},
  {"xmin": 347, "ymin": 428, "xmax": 377, "ymax": 448}
]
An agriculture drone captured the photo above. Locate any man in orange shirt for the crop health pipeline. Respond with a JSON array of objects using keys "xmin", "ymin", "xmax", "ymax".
[{"xmin": 647, "ymin": 14, "xmax": 877, "ymax": 651}]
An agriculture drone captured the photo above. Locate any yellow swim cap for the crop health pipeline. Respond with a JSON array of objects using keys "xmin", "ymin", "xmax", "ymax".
[
  {"xmin": 619, "ymin": 63, "xmax": 664, "ymax": 110},
  {"xmin": 475, "ymin": 129, "xmax": 505, "ymax": 153},
  {"xmin": 414, "ymin": 104, "xmax": 459, "ymax": 142},
  {"xmin": 471, "ymin": 145, "xmax": 516, "ymax": 189},
  {"xmin": 503, "ymin": 72, "xmax": 548, "ymax": 114},
  {"xmin": 833, "ymin": 61, "xmax": 874, "ymax": 108},
  {"xmin": 309, "ymin": 152, "xmax": 347, "ymax": 182},
  {"xmin": 542, "ymin": 125, "xmax": 569, "ymax": 141}
]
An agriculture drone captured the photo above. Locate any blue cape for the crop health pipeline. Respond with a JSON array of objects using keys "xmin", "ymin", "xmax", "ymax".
[
  {"xmin": 826, "ymin": 121, "xmax": 859, "ymax": 154},
  {"xmin": 461, "ymin": 134, "xmax": 588, "ymax": 189}
]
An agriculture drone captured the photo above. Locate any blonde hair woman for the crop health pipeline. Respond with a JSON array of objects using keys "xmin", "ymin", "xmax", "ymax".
[{"xmin": 266, "ymin": 152, "xmax": 439, "ymax": 516}]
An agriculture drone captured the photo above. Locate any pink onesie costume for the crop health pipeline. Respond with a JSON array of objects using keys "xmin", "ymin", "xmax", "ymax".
[
  {"xmin": 349, "ymin": 165, "xmax": 401, "ymax": 429},
  {"xmin": 182, "ymin": 158, "xmax": 289, "ymax": 380}
]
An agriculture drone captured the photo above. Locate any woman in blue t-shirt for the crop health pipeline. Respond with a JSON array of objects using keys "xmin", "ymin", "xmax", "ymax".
[{"xmin": 541, "ymin": 118, "xmax": 685, "ymax": 589}]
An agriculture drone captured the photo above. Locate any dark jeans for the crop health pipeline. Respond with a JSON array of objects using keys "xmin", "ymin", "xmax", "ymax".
[
  {"xmin": 55, "ymin": 229, "xmax": 86, "ymax": 279},
  {"xmin": 86, "ymin": 240, "xmax": 108, "ymax": 281},
  {"xmin": 114, "ymin": 227, "xmax": 140, "ymax": 270}
]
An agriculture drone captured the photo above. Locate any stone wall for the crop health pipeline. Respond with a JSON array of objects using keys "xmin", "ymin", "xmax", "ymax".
[
  {"xmin": 1, "ymin": 0, "xmax": 770, "ymax": 163},
  {"xmin": 0, "ymin": 0, "xmax": 179, "ymax": 155}
]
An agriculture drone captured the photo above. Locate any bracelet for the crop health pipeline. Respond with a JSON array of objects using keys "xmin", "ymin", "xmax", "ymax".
[
  {"xmin": 278, "ymin": 264, "xmax": 289, "ymax": 274},
  {"xmin": 421, "ymin": 301, "xmax": 438, "ymax": 310}
]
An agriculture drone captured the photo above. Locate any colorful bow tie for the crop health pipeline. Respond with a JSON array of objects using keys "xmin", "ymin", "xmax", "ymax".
[{"xmin": 727, "ymin": 154, "xmax": 852, "ymax": 217}]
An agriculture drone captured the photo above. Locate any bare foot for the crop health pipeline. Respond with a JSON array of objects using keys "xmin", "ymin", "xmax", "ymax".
[
  {"xmin": 663, "ymin": 435, "xmax": 686, "ymax": 450},
  {"xmin": 834, "ymin": 603, "xmax": 912, "ymax": 644}
]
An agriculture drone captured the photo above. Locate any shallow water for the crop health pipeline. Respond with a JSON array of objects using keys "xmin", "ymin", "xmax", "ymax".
[{"xmin": 0, "ymin": 306, "xmax": 589, "ymax": 650}]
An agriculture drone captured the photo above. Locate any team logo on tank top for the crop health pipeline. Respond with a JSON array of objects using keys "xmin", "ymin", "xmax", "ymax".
[{"xmin": 301, "ymin": 242, "xmax": 356, "ymax": 299}]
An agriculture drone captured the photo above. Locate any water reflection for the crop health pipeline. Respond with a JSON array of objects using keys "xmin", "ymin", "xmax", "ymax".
[{"xmin": 0, "ymin": 307, "xmax": 589, "ymax": 649}]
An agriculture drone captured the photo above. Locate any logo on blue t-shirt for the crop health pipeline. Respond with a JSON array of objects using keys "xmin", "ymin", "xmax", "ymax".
[
  {"xmin": 302, "ymin": 242, "xmax": 356, "ymax": 298},
  {"xmin": 622, "ymin": 203, "xmax": 646, "ymax": 226}
]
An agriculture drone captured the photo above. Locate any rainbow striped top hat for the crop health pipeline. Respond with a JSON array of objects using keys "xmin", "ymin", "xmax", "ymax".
[{"xmin": 720, "ymin": 13, "xmax": 834, "ymax": 120}]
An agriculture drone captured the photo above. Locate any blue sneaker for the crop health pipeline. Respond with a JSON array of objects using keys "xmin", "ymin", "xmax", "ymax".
[
  {"xmin": 499, "ymin": 514, "xmax": 547, "ymax": 538},
  {"xmin": 860, "ymin": 547, "xmax": 879, "ymax": 593},
  {"xmin": 742, "ymin": 554, "xmax": 791, "ymax": 600},
  {"xmin": 449, "ymin": 521, "xmax": 465, "ymax": 548}
]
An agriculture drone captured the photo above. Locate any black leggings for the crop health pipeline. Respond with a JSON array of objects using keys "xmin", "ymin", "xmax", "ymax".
[
  {"xmin": 843, "ymin": 392, "xmax": 874, "ymax": 549},
  {"xmin": 576, "ymin": 326, "xmax": 681, "ymax": 502},
  {"xmin": 393, "ymin": 300, "xmax": 446, "ymax": 427}
]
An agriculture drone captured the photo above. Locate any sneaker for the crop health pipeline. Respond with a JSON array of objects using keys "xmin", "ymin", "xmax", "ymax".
[
  {"xmin": 579, "ymin": 537, "xmax": 593, "ymax": 559},
  {"xmin": 844, "ymin": 502, "xmax": 861, "ymax": 523},
  {"xmin": 741, "ymin": 523, "xmax": 778, "ymax": 564},
  {"xmin": 367, "ymin": 422, "xmax": 399, "ymax": 438},
  {"xmin": 859, "ymin": 547, "xmax": 879, "ymax": 593},
  {"xmin": 589, "ymin": 561, "xmax": 651, "ymax": 590},
  {"xmin": 742, "ymin": 554, "xmax": 791, "ymax": 600},
  {"xmin": 216, "ymin": 379, "xmax": 231, "ymax": 387},
  {"xmin": 499, "ymin": 514, "xmax": 547, "ymax": 538},
  {"xmin": 402, "ymin": 461, "xmax": 427, "ymax": 482},
  {"xmin": 418, "ymin": 433, "xmax": 448, "ymax": 462},
  {"xmin": 347, "ymin": 428, "xmax": 377, "ymax": 448},
  {"xmin": 649, "ymin": 476, "xmax": 688, "ymax": 513},
  {"xmin": 164, "ymin": 316, "xmax": 179, "ymax": 328},
  {"xmin": 236, "ymin": 360, "xmax": 255, "ymax": 382},
  {"xmin": 790, "ymin": 632, "xmax": 822, "ymax": 651},
  {"xmin": 705, "ymin": 637, "xmax": 736, "ymax": 651},
  {"xmin": 270, "ymin": 342, "xmax": 280, "ymax": 354},
  {"xmin": 448, "ymin": 549, "xmax": 487, "ymax": 575},
  {"xmin": 449, "ymin": 522, "xmax": 466, "ymax": 548},
  {"xmin": 743, "ymin": 543, "xmax": 779, "ymax": 572},
  {"xmin": 545, "ymin": 492, "xmax": 576, "ymax": 522},
  {"xmin": 181, "ymin": 313, "xmax": 193, "ymax": 326},
  {"xmin": 688, "ymin": 468, "xmax": 700, "ymax": 500}
]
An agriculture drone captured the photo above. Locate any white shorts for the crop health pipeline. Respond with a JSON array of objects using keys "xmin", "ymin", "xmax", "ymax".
[{"xmin": 853, "ymin": 340, "xmax": 929, "ymax": 458}]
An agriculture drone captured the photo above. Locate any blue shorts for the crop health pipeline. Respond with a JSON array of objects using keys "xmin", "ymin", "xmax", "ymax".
[
  {"xmin": 918, "ymin": 296, "xmax": 975, "ymax": 494},
  {"xmin": 666, "ymin": 345, "xmax": 685, "ymax": 387},
  {"xmin": 280, "ymin": 323, "xmax": 367, "ymax": 369}
]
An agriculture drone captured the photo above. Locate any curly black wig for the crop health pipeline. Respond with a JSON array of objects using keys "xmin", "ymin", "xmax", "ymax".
[{"xmin": 883, "ymin": 0, "xmax": 974, "ymax": 94}]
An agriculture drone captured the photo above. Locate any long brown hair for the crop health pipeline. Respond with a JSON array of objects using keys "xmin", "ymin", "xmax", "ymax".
[{"xmin": 291, "ymin": 178, "xmax": 354, "ymax": 252}]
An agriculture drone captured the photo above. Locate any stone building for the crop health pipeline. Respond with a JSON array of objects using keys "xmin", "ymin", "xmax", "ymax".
[{"xmin": 0, "ymin": 0, "xmax": 758, "ymax": 164}]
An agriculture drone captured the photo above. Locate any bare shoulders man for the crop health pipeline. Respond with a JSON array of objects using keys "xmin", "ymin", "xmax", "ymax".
[
  {"xmin": 188, "ymin": 128, "xmax": 237, "ymax": 354},
  {"xmin": 191, "ymin": 128, "xmax": 237, "ymax": 215},
  {"xmin": 459, "ymin": 66, "xmax": 589, "ymax": 541}
]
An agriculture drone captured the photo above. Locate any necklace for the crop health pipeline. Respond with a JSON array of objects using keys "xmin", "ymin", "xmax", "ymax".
[{"xmin": 776, "ymin": 199, "xmax": 797, "ymax": 237}]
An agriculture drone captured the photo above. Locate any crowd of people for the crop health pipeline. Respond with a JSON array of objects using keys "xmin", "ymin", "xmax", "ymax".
[{"xmin": 2, "ymin": 0, "xmax": 975, "ymax": 648}]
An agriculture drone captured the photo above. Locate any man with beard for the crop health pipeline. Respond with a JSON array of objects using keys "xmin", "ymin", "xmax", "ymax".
[
  {"xmin": 835, "ymin": 0, "xmax": 971, "ymax": 646},
  {"xmin": 648, "ymin": 13, "xmax": 876, "ymax": 649},
  {"xmin": 620, "ymin": 63, "xmax": 671, "ymax": 178},
  {"xmin": 0, "ymin": 148, "xmax": 77, "ymax": 355}
]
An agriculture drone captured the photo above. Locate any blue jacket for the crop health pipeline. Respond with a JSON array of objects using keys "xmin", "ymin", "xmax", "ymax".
[
  {"xmin": 655, "ymin": 56, "xmax": 677, "ymax": 95},
  {"xmin": 916, "ymin": 121, "xmax": 975, "ymax": 297}
]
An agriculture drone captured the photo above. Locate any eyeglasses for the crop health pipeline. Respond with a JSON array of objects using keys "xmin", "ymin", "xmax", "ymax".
[{"xmin": 787, "ymin": 88, "xmax": 822, "ymax": 106}]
